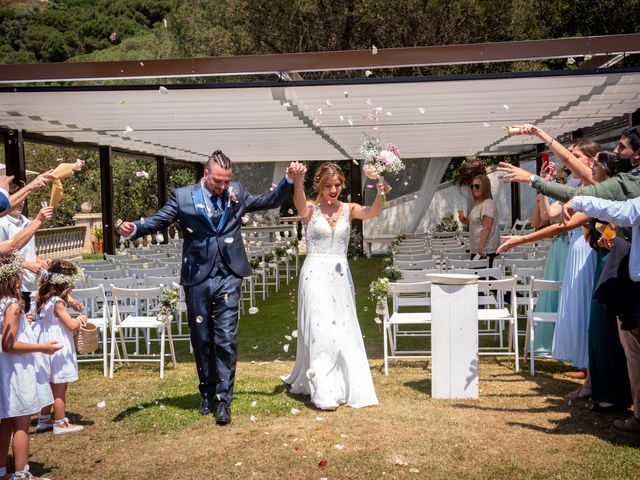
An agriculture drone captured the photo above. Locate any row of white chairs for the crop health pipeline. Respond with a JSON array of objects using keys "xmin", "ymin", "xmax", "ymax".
[{"xmin": 381, "ymin": 276, "xmax": 561, "ymax": 376}]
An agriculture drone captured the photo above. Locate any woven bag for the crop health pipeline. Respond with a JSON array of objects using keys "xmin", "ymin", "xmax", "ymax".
[{"xmin": 74, "ymin": 319, "xmax": 98, "ymax": 355}]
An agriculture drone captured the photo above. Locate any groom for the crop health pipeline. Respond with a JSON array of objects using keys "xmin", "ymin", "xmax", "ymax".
[{"xmin": 119, "ymin": 150, "xmax": 295, "ymax": 425}]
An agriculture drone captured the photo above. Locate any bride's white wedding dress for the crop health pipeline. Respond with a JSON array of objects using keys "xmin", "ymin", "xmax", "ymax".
[{"xmin": 284, "ymin": 203, "xmax": 378, "ymax": 409}]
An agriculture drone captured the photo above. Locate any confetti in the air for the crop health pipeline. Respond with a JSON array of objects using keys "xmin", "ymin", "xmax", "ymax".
[
  {"xmin": 352, "ymin": 159, "xmax": 359, "ymax": 165},
  {"xmin": 283, "ymin": 102, "xmax": 291, "ymax": 107},
  {"xmin": 109, "ymin": 32, "xmax": 117, "ymax": 42},
  {"xmin": 503, "ymin": 104, "xmax": 510, "ymax": 110},
  {"xmin": 347, "ymin": 116, "xmax": 353, "ymax": 126},
  {"xmin": 325, "ymin": 99, "xmax": 333, "ymax": 107},
  {"xmin": 567, "ymin": 57, "xmax": 576, "ymax": 65},
  {"xmin": 343, "ymin": 91, "xmax": 349, "ymax": 97},
  {"xmin": 135, "ymin": 171, "xmax": 149, "ymax": 179},
  {"xmin": 366, "ymin": 98, "xmax": 372, "ymax": 105},
  {"xmin": 159, "ymin": 86, "xmax": 169, "ymax": 95},
  {"xmin": 123, "ymin": 126, "xmax": 133, "ymax": 134},
  {"xmin": 366, "ymin": 184, "xmax": 374, "ymax": 189},
  {"xmin": 224, "ymin": 237, "xmax": 234, "ymax": 244},
  {"xmin": 418, "ymin": 107, "xmax": 425, "ymax": 114},
  {"xmin": 483, "ymin": 122, "xmax": 490, "ymax": 127},
  {"xmin": 372, "ymin": 45, "xmax": 378, "ymax": 55},
  {"xmin": 316, "ymin": 108, "xmax": 323, "ymax": 115},
  {"xmin": 339, "ymin": 115, "xmax": 344, "ymax": 122},
  {"xmin": 313, "ymin": 120, "xmax": 321, "ymax": 127},
  {"xmin": 163, "ymin": 18, "xmax": 167, "ymax": 28},
  {"xmin": 385, "ymin": 111, "xmax": 393, "ymax": 117},
  {"xmin": 365, "ymin": 70, "xmax": 373, "ymax": 77}
]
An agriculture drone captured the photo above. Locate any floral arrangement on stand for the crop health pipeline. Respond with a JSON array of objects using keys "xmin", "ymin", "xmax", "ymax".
[
  {"xmin": 359, "ymin": 135, "xmax": 405, "ymax": 204},
  {"xmin": 381, "ymin": 264, "xmax": 402, "ymax": 282},
  {"xmin": 157, "ymin": 289, "xmax": 180, "ymax": 321},
  {"xmin": 435, "ymin": 213, "xmax": 461, "ymax": 232},
  {"xmin": 275, "ymin": 246, "xmax": 288, "ymax": 258},
  {"xmin": 369, "ymin": 277, "xmax": 391, "ymax": 315}
]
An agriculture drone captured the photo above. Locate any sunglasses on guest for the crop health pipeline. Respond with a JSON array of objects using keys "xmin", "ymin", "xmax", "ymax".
[{"xmin": 470, "ymin": 184, "xmax": 481, "ymax": 190}]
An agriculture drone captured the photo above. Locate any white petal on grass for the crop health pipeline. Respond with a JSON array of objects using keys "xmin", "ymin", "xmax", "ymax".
[
  {"xmin": 372, "ymin": 45, "xmax": 378, "ymax": 55},
  {"xmin": 409, "ymin": 468, "xmax": 420, "ymax": 473},
  {"xmin": 283, "ymin": 344, "xmax": 290, "ymax": 353},
  {"xmin": 250, "ymin": 415, "xmax": 256, "ymax": 422},
  {"xmin": 340, "ymin": 433, "xmax": 348, "ymax": 438},
  {"xmin": 291, "ymin": 330, "xmax": 298, "ymax": 338},
  {"xmin": 251, "ymin": 400, "xmax": 257, "ymax": 407},
  {"xmin": 249, "ymin": 307, "xmax": 259, "ymax": 315},
  {"xmin": 159, "ymin": 86, "xmax": 169, "ymax": 95},
  {"xmin": 290, "ymin": 408, "xmax": 301, "ymax": 415},
  {"xmin": 96, "ymin": 400, "xmax": 106, "ymax": 408},
  {"xmin": 234, "ymin": 462, "xmax": 242, "ymax": 467},
  {"xmin": 285, "ymin": 335, "xmax": 292, "ymax": 341},
  {"xmin": 334, "ymin": 444, "xmax": 345, "ymax": 450},
  {"xmin": 374, "ymin": 317, "xmax": 382, "ymax": 324},
  {"xmin": 316, "ymin": 416, "xmax": 323, "ymax": 421},
  {"xmin": 395, "ymin": 458, "xmax": 408, "ymax": 466}
]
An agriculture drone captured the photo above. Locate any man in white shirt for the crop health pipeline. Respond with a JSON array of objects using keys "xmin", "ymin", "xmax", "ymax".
[
  {"xmin": 0, "ymin": 183, "xmax": 48, "ymax": 306},
  {"xmin": 566, "ymin": 194, "xmax": 640, "ymax": 433}
]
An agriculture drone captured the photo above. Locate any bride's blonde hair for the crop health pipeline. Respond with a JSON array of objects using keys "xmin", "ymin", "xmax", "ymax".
[{"xmin": 313, "ymin": 162, "xmax": 346, "ymax": 202}]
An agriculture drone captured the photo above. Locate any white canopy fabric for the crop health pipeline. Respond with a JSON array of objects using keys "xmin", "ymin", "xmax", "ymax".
[{"xmin": 1, "ymin": 69, "xmax": 639, "ymax": 163}]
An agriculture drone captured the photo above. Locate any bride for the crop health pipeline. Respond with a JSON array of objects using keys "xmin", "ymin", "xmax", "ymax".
[{"xmin": 284, "ymin": 161, "xmax": 390, "ymax": 410}]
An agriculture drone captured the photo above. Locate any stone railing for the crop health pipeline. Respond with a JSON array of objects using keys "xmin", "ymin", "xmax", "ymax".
[{"xmin": 35, "ymin": 226, "xmax": 86, "ymax": 259}]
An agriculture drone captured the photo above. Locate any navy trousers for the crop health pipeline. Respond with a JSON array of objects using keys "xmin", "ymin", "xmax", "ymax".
[{"xmin": 184, "ymin": 262, "xmax": 243, "ymax": 405}]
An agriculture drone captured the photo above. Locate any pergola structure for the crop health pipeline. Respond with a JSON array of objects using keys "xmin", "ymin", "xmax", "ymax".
[{"xmin": 2, "ymin": 34, "xmax": 640, "ymax": 253}]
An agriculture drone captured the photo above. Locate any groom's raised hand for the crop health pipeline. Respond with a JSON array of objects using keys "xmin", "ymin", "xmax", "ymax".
[
  {"xmin": 119, "ymin": 221, "xmax": 136, "ymax": 238},
  {"xmin": 286, "ymin": 161, "xmax": 307, "ymax": 184}
]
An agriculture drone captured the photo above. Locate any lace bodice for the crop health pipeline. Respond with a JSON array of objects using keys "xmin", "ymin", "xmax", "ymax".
[{"xmin": 304, "ymin": 203, "xmax": 350, "ymax": 256}]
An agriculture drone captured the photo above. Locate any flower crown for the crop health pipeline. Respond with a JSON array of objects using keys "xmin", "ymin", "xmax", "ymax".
[
  {"xmin": 0, "ymin": 251, "xmax": 25, "ymax": 282},
  {"xmin": 41, "ymin": 268, "xmax": 85, "ymax": 286}
]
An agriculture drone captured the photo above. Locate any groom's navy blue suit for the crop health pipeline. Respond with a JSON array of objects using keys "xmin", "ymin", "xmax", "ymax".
[{"xmin": 131, "ymin": 177, "xmax": 293, "ymax": 406}]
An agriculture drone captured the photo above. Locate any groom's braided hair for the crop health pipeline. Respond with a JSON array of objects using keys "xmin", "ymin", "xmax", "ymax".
[{"xmin": 207, "ymin": 150, "xmax": 232, "ymax": 170}]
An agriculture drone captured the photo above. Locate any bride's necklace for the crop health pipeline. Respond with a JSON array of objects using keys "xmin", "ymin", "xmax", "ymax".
[{"xmin": 318, "ymin": 201, "xmax": 341, "ymax": 226}]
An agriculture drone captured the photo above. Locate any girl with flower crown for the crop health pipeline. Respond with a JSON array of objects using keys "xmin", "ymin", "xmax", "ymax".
[
  {"xmin": 0, "ymin": 251, "xmax": 61, "ymax": 480},
  {"xmin": 34, "ymin": 260, "xmax": 86, "ymax": 436}
]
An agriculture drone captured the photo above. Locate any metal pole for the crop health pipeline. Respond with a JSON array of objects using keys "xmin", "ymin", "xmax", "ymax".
[
  {"xmin": 99, "ymin": 146, "xmax": 115, "ymax": 255},
  {"xmin": 156, "ymin": 155, "xmax": 169, "ymax": 244},
  {"xmin": 349, "ymin": 159, "xmax": 363, "ymax": 254}
]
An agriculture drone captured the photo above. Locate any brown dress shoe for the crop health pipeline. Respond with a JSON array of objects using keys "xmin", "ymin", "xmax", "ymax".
[
  {"xmin": 613, "ymin": 416, "xmax": 640, "ymax": 433},
  {"xmin": 564, "ymin": 371, "xmax": 586, "ymax": 380}
]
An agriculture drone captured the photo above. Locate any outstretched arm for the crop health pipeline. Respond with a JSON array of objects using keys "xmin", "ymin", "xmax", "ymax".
[
  {"xmin": 287, "ymin": 162, "xmax": 312, "ymax": 223},
  {"xmin": 571, "ymin": 196, "xmax": 640, "ymax": 227},
  {"xmin": 351, "ymin": 181, "xmax": 391, "ymax": 220},
  {"xmin": 497, "ymin": 212, "xmax": 591, "ymax": 253},
  {"xmin": 0, "ymin": 207, "xmax": 53, "ymax": 253},
  {"xmin": 507, "ymin": 125, "xmax": 594, "ymax": 184},
  {"xmin": 120, "ymin": 191, "xmax": 180, "ymax": 240}
]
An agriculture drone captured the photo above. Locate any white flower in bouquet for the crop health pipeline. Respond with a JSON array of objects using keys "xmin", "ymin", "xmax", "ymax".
[{"xmin": 358, "ymin": 135, "xmax": 404, "ymax": 203}]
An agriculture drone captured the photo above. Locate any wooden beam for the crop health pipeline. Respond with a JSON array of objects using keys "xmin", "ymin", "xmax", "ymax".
[{"xmin": 2, "ymin": 34, "xmax": 639, "ymax": 83}]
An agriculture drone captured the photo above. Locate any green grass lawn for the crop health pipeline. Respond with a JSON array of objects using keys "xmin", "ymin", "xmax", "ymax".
[{"xmin": 20, "ymin": 255, "xmax": 640, "ymax": 479}]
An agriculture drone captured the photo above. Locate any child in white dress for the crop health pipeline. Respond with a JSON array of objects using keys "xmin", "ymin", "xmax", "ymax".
[
  {"xmin": 0, "ymin": 251, "xmax": 60, "ymax": 480},
  {"xmin": 34, "ymin": 260, "xmax": 86, "ymax": 436}
]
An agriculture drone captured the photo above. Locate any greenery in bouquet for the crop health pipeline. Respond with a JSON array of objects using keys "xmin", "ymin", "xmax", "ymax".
[
  {"xmin": 275, "ymin": 246, "xmax": 288, "ymax": 258},
  {"xmin": 264, "ymin": 251, "xmax": 275, "ymax": 263},
  {"xmin": 249, "ymin": 257, "xmax": 260, "ymax": 269},
  {"xmin": 435, "ymin": 213, "xmax": 460, "ymax": 232},
  {"xmin": 382, "ymin": 265, "xmax": 402, "ymax": 282},
  {"xmin": 369, "ymin": 277, "xmax": 391, "ymax": 305},
  {"xmin": 158, "ymin": 289, "xmax": 180, "ymax": 317}
]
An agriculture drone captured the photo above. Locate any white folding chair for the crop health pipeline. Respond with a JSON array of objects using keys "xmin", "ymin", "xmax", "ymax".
[
  {"xmin": 477, "ymin": 277, "xmax": 519, "ymax": 371},
  {"xmin": 444, "ymin": 258, "xmax": 490, "ymax": 270},
  {"xmin": 382, "ymin": 281, "xmax": 432, "ymax": 375},
  {"xmin": 109, "ymin": 286, "xmax": 177, "ymax": 379},
  {"xmin": 394, "ymin": 258, "xmax": 439, "ymax": 270},
  {"xmin": 72, "ymin": 285, "xmax": 110, "ymax": 377},
  {"xmin": 527, "ymin": 278, "xmax": 561, "ymax": 375}
]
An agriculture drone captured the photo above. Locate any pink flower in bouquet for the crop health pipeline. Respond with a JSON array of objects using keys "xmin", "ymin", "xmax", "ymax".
[
  {"xmin": 379, "ymin": 150, "xmax": 396, "ymax": 166},
  {"xmin": 363, "ymin": 164, "xmax": 379, "ymax": 180},
  {"xmin": 387, "ymin": 143, "xmax": 400, "ymax": 157}
]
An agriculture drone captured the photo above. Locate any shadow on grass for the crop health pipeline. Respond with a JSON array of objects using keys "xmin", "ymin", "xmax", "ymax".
[{"xmin": 3, "ymin": 460, "xmax": 53, "ymax": 479}]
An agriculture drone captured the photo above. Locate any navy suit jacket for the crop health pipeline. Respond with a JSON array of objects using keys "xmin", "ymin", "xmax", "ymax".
[{"xmin": 132, "ymin": 178, "xmax": 293, "ymax": 287}]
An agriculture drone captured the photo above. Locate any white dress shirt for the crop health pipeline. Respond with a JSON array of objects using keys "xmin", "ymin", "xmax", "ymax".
[
  {"xmin": 572, "ymin": 195, "xmax": 640, "ymax": 282},
  {"xmin": 0, "ymin": 213, "xmax": 38, "ymax": 292}
]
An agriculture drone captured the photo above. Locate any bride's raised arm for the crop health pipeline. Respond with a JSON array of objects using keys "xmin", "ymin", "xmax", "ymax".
[
  {"xmin": 351, "ymin": 181, "xmax": 391, "ymax": 220},
  {"xmin": 287, "ymin": 161, "xmax": 313, "ymax": 223}
]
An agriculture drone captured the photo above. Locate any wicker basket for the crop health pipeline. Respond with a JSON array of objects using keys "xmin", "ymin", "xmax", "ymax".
[{"xmin": 74, "ymin": 320, "xmax": 99, "ymax": 355}]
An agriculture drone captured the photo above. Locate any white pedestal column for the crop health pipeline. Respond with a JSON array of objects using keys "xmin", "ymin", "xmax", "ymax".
[{"xmin": 426, "ymin": 274, "xmax": 479, "ymax": 399}]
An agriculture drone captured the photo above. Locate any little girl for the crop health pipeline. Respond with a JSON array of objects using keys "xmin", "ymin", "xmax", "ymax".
[
  {"xmin": 0, "ymin": 251, "xmax": 60, "ymax": 480},
  {"xmin": 34, "ymin": 260, "xmax": 86, "ymax": 436}
]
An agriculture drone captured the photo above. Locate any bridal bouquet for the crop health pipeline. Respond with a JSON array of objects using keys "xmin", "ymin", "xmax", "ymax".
[{"xmin": 359, "ymin": 135, "xmax": 404, "ymax": 204}]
